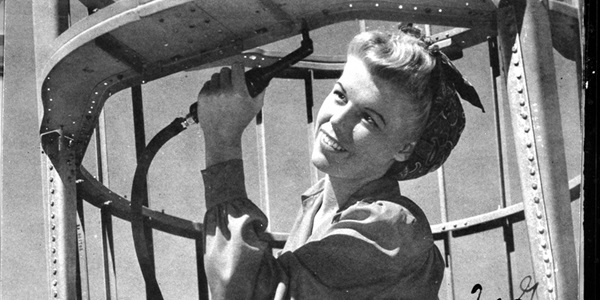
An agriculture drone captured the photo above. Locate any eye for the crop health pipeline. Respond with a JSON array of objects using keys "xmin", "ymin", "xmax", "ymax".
[
  {"xmin": 333, "ymin": 90, "xmax": 347, "ymax": 104},
  {"xmin": 362, "ymin": 113, "xmax": 379, "ymax": 128}
]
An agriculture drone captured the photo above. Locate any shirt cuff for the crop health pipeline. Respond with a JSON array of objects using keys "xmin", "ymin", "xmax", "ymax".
[{"xmin": 201, "ymin": 159, "xmax": 248, "ymax": 210}]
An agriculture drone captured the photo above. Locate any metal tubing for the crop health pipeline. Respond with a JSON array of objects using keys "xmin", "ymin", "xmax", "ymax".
[
  {"xmin": 437, "ymin": 166, "xmax": 455, "ymax": 300},
  {"xmin": 196, "ymin": 239, "xmax": 209, "ymax": 300},
  {"xmin": 76, "ymin": 200, "xmax": 90, "ymax": 299},
  {"xmin": 519, "ymin": 1, "xmax": 578, "ymax": 298},
  {"xmin": 497, "ymin": 3, "xmax": 577, "ymax": 299},
  {"xmin": 488, "ymin": 37, "xmax": 515, "ymax": 300},
  {"xmin": 304, "ymin": 70, "xmax": 319, "ymax": 185},
  {"xmin": 256, "ymin": 110, "xmax": 271, "ymax": 227},
  {"xmin": 41, "ymin": 130, "xmax": 79, "ymax": 299},
  {"xmin": 101, "ymin": 204, "xmax": 119, "ymax": 299}
]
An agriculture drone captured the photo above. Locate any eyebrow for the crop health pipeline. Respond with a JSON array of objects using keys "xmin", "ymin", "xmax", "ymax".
[{"xmin": 336, "ymin": 82, "xmax": 387, "ymax": 126}]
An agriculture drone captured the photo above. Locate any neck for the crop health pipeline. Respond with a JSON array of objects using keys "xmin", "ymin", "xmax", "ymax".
[{"xmin": 321, "ymin": 173, "xmax": 381, "ymax": 212}]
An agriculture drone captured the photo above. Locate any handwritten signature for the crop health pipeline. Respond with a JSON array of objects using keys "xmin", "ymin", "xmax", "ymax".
[{"xmin": 471, "ymin": 276, "xmax": 538, "ymax": 300}]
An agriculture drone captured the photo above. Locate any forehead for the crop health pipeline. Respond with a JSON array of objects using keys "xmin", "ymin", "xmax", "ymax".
[{"xmin": 338, "ymin": 56, "xmax": 416, "ymax": 127}]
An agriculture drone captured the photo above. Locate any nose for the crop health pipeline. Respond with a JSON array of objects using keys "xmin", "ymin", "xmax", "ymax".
[{"xmin": 329, "ymin": 104, "xmax": 356, "ymax": 137}]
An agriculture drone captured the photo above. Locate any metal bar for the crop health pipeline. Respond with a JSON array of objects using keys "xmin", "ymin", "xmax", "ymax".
[
  {"xmin": 488, "ymin": 36, "xmax": 515, "ymax": 300},
  {"xmin": 101, "ymin": 204, "xmax": 118, "ymax": 300},
  {"xmin": 41, "ymin": 129, "xmax": 79, "ymax": 299},
  {"xmin": 256, "ymin": 110, "xmax": 271, "ymax": 228},
  {"xmin": 497, "ymin": 4, "xmax": 577, "ymax": 299},
  {"xmin": 304, "ymin": 70, "xmax": 319, "ymax": 185},
  {"xmin": 519, "ymin": 2, "xmax": 578, "ymax": 298},
  {"xmin": 131, "ymin": 84, "xmax": 160, "ymax": 299},
  {"xmin": 95, "ymin": 112, "xmax": 118, "ymax": 299},
  {"xmin": 196, "ymin": 238, "xmax": 209, "ymax": 300},
  {"xmin": 76, "ymin": 199, "xmax": 90, "ymax": 300},
  {"xmin": 437, "ymin": 166, "xmax": 455, "ymax": 300},
  {"xmin": 95, "ymin": 111, "xmax": 110, "ymax": 185}
]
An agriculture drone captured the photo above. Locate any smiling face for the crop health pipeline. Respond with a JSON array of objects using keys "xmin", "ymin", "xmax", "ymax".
[{"xmin": 311, "ymin": 56, "xmax": 422, "ymax": 182}]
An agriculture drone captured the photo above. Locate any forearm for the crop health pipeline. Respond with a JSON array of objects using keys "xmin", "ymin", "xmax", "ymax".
[{"xmin": 203, "ymin": 135, "xmax": 243, "ymax": 168}]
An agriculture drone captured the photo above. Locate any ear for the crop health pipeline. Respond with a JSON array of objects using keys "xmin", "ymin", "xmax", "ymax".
[{"xmin": 393, "ymin": 142, "xmax": 416, "ymax": 162}]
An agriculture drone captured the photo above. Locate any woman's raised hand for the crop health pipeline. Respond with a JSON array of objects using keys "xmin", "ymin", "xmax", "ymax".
[{"xmin": 197, "ymin": 62, "xmax": 265, "ymax": 147}]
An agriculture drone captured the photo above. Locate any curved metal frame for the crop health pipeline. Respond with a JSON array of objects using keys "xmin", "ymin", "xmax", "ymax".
[{"xmin": 36, "ymin": 0, "xmax": 582, "ymax": 299}]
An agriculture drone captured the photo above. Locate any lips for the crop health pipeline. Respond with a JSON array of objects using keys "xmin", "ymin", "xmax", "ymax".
[{"xmin": 321, "ymin": 131, "xmax": 347, "ymax": 152}]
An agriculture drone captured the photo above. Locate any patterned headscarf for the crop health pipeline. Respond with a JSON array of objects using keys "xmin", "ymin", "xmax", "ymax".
[{"xmin": 386, "ymin": 38, "xmax": 485, "ymax": 181}]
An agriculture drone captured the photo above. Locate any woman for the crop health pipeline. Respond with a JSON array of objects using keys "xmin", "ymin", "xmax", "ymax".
[{"xmin": 197, "ymin": 27, "xmax": 483, "ymax": 299}]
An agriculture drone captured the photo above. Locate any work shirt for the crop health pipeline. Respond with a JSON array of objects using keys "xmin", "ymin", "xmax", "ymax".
[{"xmin": 202, "ymin": 159, "xmax": 444, "ymax": 299}]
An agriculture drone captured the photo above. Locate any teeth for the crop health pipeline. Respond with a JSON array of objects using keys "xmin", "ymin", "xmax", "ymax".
[{"xmin": 322, "ymin": 134, "xmax": 346, "ymax": 151}]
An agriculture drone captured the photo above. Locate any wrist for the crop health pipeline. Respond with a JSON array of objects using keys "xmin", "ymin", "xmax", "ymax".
[{"xmin": 203, "ymin": 136, "xmax": 243, "ymax": 167}]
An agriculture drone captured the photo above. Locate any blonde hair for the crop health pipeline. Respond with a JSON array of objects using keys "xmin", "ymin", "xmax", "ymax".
[{"xmin": 347, "ymin": 30, "xmax": 437, "ymax": 140}]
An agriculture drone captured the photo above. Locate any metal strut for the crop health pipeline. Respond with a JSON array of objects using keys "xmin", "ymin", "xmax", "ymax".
[{"xmin": 130, "ymin": 26, "xmax": 314, "ymax": 299}]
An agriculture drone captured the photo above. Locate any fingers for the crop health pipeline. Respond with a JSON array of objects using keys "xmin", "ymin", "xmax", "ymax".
[
  {"xmin": 231, "ymin": 62, "xmax": 249, "ymax": 96},
  {"xmin": 210, "ymin": 72, "xmax": 220, "ymax": 90},
  {"xmin": 219, "ymin": 67, "xmax": 231, "ymax": 89}
]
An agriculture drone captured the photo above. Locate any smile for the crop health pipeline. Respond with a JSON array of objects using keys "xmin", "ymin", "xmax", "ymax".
[{"xmin": 321, "ymin": 132, "xmax": 347, "ymax": 152}]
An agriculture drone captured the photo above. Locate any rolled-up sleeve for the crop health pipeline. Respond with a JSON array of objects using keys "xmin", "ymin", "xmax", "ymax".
[
  {"xmin": 201, "ymin": 160, "xmax": 443, "ymax": 299},
  {"xmin": 202, "ymin": 159, "xmax": 287, "ymax": 299}
]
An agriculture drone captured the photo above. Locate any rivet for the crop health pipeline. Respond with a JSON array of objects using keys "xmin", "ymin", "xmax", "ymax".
[
  {"xmin": 515, "ymin": 71, "xmax": 522, "ymax": 79},
  {"xmin": 519, "ymin": 98, "xmax": 526, "ymax": 106},
  {"xmin": 439, "ymin": 9, "xmax": 443, "ymax": 12},
  {"xmin": 521, "ymin": 112, "xmax": 528, "ymax": 119},
  {"xmin": 548, "ymin": 286, "xmax": 554, "ymax": 293},
  {"xmin": 50, "ymin": 189, "xmax": 55, "ymax": 194},
  {"xmin": 533, "ymin": 197, "xmax": 540, "ymax": 203},
  {"xmin": 513, "ymin": 57, "xmax": 520, "ymax": 66},
  {"xmin": 517, "ymin": 83, "xmax": 524, "ymax": 93},
  {"xmin": 49, "ymin": 177, "xmax": 54, "ymax": 182},
  {"xmin": 53, "ymin": 290, "xmax": 58, "ymax": 297},
  {"xmin": 532, "ymin": 183, "xmax": 538, "ymax": 190},
  {"xmin": 526, "ymin": 141, "xmax": 532, "ymax": 148},
  {"xmin": 53, "ymin": 258, "xmax": 57, "ymax": 264},
  {"xmin": 442, "ymin": 226, "xmax": 446, "ymax": 230},
  {"xmin": 539, "ymin": 227, "xmax": 545, "ymax": 234},
  {"xmin": 52, "ymin": 235, "xmax": 56, "ymax": 241},
  {"xmin": 413, "ymin": 6, "xmax": 417, "ymax": 10},
  {"xmin": 50, "ymin": 201, "xmax": 55, "ymax": 206},
  {"xmin": 453, "ymin": 224, "xmax": 458, "ymax": 228},
  {"xmin": 348, "ymin": 4, "xmax": 353, "ymax": 7},
  {"xmin": 524, "ymin": 126, "xmax": 530, "ymax": 133},
  {"xmin": 53, "ymin": 269, "xmax": 57, "ymax": 275},
  {"xmin": 527, "ymin": 153, "xmax": 534, "ymax": 161},
  {"xmin": 399, "ymin": 5, "xmax": 403, "ymax": 9},
  {"xmin": 51, "ymin": 247, "xmax": 56, "ymax": 253},
  {"xmin": 49, "ymin": 166, "xmax": 54, "ymax": 170},
  {"xmin": 512, "ymin": 44, "xmax": 518, "ymax": 53},
  {"xmin": 52, "ymin": 280, "xmax": 58, "ymax": 286},
  {"xmin": 545, "ymin": 270, "xmax": 552, "ymax": 277},
  {"xmin": 541, "ymin": 241, "xmax": 547, "ymax": 248},
  {"xmin": 530, "ymin": 168, "xmax": 536, "ymax": 175},
  {"xmin": 51, "ymin": 213, "xmax": 55, "ymax": 219},
  {"xmin": 375, "ymin": 3, "xmax": 379, "ymax": 7},
  {"xmin": 536, "ymin": 210, "xmax": 543, "ymax": 219}
]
